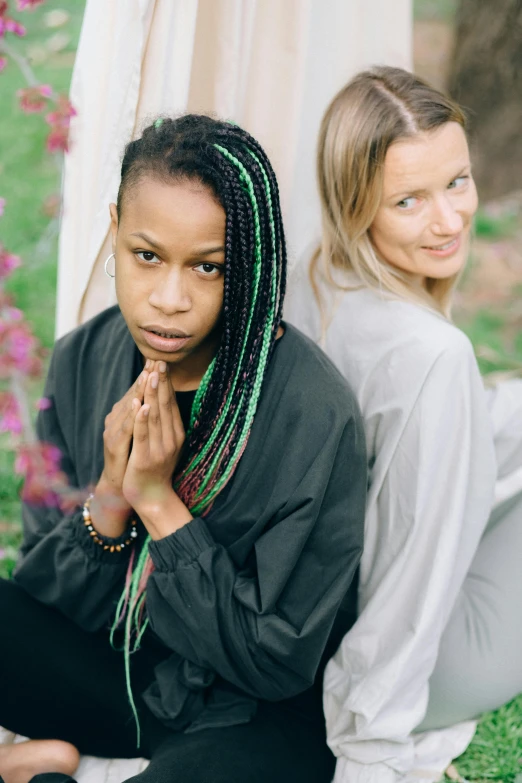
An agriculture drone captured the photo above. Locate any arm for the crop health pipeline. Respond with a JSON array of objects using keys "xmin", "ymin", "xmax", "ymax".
[
  {"xmin": 145, "ymin": 410, "xmax": 367, "ymax": 701},
  {"xmin": 324, "ymin": 342, "xmax": 497, "ymax": 782},
  {"xmin": 13, "ymin": 347, "xmax": 141, "ymax": 632}
]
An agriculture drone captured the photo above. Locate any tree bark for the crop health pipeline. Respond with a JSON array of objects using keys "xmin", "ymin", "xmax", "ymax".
[{"xmin": 448, "ymin": 0, "xmax": 522, "ymax": 201}]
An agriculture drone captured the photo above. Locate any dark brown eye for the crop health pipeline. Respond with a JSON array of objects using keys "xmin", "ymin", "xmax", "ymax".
[
  {"xmin": 195, "ymin": 263, "xmax": 221, "ymax": 277},
  {"xmin": 136, "ymin": 251, "xmax": 158, "ymax": 263}
]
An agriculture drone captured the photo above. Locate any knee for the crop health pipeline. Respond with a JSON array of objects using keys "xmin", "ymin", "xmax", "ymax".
[{"xmin": 420, "ymin": 638, "xmax": 522, "ymax": 731}]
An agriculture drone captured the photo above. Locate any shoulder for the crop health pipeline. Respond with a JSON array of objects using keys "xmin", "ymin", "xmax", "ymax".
[
  {"xmin": 324, "ymin": 286, "xmax": 477, "ymax": 388},
  {"xmin": 377, "ymin": 296, "xmax": 474, "ymax": 366},
  {"xmin": 275, "ymin": 323, "xmax": 363, "ymax": 428},
  {"xmin": 286, "ymin": 264, "xmax": 476, "ymax": 375},
  {"xmin": 52, "ymin": 306, "xmax": 128, "ymax": 366}
]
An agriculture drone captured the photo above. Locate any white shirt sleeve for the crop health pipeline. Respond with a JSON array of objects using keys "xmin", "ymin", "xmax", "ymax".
[{"xmin": 324, "ymin": 337, "xmax": 497, "ymax": 782}]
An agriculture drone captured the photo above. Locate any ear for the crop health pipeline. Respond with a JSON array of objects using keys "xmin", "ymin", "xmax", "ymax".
[{"xmin": 109, "ymin": 203, "xmax": 118, "ymax": 252}]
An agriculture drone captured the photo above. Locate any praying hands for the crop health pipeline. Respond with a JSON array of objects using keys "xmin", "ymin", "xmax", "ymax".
[{"xmin": 91, "ymin": 359, "xmax": 192, "ymax": 541}]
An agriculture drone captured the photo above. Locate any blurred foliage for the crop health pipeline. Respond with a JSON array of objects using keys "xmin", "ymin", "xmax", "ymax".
[
  {"xmin": 474, "ymin": 210, "xmax": 519, "ymax": 240},
  {"xmin": 0, "ymin": 0, "xmax": 85, "ymax": 348},
  {"xmin": 414, "ymin": 0, "xmax": 458, "ymax": 22}
]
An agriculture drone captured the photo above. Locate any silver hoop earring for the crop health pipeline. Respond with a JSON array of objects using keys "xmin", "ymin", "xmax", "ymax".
[{"xmin": 104, "ymin": 252, "xmax": 115, "ymax": 279}]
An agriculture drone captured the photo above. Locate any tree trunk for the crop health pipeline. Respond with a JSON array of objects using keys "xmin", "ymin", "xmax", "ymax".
[{"xmin": 448, "ymin": 0, "xmax": 522, "ymax": 201}]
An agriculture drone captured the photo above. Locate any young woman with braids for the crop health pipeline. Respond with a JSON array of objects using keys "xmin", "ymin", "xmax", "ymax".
[
  {"xmin": 287, "ymin": 67, "xmax": 522, "ymax": 782},
  {"xmin": 0, "ymin": 115, "xmax": 366, "ymax": 783}
]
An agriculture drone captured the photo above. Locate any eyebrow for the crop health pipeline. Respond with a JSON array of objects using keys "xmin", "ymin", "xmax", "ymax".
[{"xmin": 129, "ymin": 232, "xmax": 225, "ymax": 256}]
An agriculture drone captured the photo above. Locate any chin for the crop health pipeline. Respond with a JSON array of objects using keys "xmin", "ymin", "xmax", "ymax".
[{"xmin": 431, "ymin": 255, "xmax": 467, "ymax": 280}]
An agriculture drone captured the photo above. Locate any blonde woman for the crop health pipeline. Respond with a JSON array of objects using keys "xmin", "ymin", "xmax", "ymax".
[{"xmin": 286, "ymin": 66, "xmax": 522, "ymax": 782}]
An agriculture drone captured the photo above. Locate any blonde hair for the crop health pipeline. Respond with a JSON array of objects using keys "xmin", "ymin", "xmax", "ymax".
[{"xmin": 313, "ymin": 66, "xmax": 468, "ymax": 319}]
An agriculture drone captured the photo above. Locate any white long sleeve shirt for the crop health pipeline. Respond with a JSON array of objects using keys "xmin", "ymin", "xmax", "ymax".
[{"xmin": 286, "ymin": 268, "xmax": 502, "ymax": 782}]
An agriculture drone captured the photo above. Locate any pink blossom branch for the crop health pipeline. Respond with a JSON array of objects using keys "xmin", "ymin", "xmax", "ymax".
[
  {"xmin": 0, "ymin": 36, "xmax": 35, "ymax": 84},
  {"xmin": 0, "ymin": 1, "xmax": 80, "ymax": 508}
]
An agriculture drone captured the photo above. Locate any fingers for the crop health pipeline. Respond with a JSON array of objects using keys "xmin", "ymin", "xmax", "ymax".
[
  {"xmin": 120, "ymin": 396, "xmax": 140, "ymax": 439},
  {"xmin": 131, "ymin": 403, "xmax": 151, "ymax": 466},
  {"xmin": 156, "ymin": 361, "xmax": 177, "ymax": 443},
  {"xmin": 130, "ymin": 363, "xmax": 150, "ymax": 403},
  {"xmin": 103, "ymin": 396, "xmax": 140, "ymax": 461},
  {"xmin": 144, "ymin": 370, "xmax": 163, "ymax": 451},
  {"xmin": 125, "ymin": 358, "xmax": 152, "ymax": 407},
  {"xmin": 106, "ymin": 361, "xmax": 150, "ymax": 432},
  {"xmin": 143, "ymin": 362, "xmax": 185, "ymax": 458}
]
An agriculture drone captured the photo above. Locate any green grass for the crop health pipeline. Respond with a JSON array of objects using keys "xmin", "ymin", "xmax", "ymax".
[
  {"xmin": 456, "ymin": 309, "xmax": 522, "ymax": 375},
  {"xmin": 414, "ymin": 0, "xmax": 458, "ymax": 22},
  {"xmin": 0, "ymin": 445, "xmax": 23, "ymax": 580},
  {"xmin": 451, "ymin": 696, "xmax": 522, "ymax": 782},
  {"xmin": 1, "ymin": 3, "xmax": 522, "ymax": 780}
]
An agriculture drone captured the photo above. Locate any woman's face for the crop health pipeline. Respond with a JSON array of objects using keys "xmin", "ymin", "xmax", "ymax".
[
  {"xmin": 110, "ymin": 177, "xmax": 226, "ymax": 388},
  {"xmin": 369, "ymin": 122, "xmax": 478, "ymax": 283}
]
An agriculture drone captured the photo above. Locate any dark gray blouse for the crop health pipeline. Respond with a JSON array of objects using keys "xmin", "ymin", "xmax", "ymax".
[{"xmin": 14, "ymin": 306, "xmax": 367, "ymax": 732}]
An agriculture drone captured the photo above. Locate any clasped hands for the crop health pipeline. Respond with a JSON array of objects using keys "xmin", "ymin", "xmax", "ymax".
[{"xmin": 92, "ymin": 359, "xmax": 193, "ymax": 541}]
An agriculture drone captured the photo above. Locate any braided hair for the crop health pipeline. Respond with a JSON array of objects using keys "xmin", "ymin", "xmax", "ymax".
[{"xmin": 112, "ymin": 115, "xmax": 287, "ymax": 741}]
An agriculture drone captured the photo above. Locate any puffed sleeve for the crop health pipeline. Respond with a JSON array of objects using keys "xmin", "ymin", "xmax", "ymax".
[{"xmin": 324, "ymin": 336, "xmax": 497, "ymax": 782}]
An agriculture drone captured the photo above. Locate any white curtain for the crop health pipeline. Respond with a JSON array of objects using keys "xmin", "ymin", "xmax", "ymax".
[{"xmin": 56, "ymin": 0, "xmax": 412, "ymax": 337}]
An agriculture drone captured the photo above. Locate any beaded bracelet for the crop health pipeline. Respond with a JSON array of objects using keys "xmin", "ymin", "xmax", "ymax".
[{"xmin": 82, "ymin": 493, "xmax": 138, "ymax": 552}]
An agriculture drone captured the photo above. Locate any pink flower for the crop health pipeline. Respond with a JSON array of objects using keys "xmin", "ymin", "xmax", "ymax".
[
  {"xmin": 0, "ymin": 315, "xmax": 44, "ymax": 379},
  {"xmin": 0, "ymin": 57, "xmax": 7, "ymax": 71},
  {"xmin": 4, "ymin": 306, "xmax": 23, "ymax": 321},
  {"xmin": 46, "ymin": 94, "xmax": 77, "ymax": 123},
  {"xmin": 36, "ymin": 396, "xmax": 52, "ymax": 410},
  {"xmin": 0, "ymin": 391, "xmax": 22, "ymax": 434},
  {"xmin": 0, "ymin": 198, "xmax": 5, "ymax": 216},
  {"xmin": 0, "ymin": 0, "xmax": 25, "ymax": 36},
  {"xmin": 15, "ymin": 442, "xmax": 66, "ymax": 506},
  {"xmin": 45, "ymin": 95, "xmax": 76, "ymax": 153},
  {"xmin": 5, "ymin": 17, "xmax": 24, "ymax": 34},
  {"xmin": 17, "ymin": 84, "xmax": 52, "ymax": 113},
  {"xmin": 46, "ymin": 124, "xmax": 69, "ymax": 153},
  {"xmin": 17, "ymin": 0, "xmax": 45, "ymax": 9},
  {"xmin": 0, "ymin": 246, "xmax": 22, "ymax": 279}
]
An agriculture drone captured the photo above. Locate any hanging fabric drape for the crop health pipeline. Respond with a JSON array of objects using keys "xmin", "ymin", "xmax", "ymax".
[{"xmin": 56, "ymin": 0, "xmax": 412, "ymax": 337}]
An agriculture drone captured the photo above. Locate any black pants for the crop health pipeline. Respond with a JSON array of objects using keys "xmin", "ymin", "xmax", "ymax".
[{"xmin": 0, "ymin": 579, "xmax": 336, "ymax": 782}]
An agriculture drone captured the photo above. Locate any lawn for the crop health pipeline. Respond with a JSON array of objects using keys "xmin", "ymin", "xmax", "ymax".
[{"xmin": 0, "ymin": 2, "xmax": 521, "ymax": 782}]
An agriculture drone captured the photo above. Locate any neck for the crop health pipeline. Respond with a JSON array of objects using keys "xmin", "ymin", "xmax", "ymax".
[
  {"xmin": 164, "ymin": 323, "xmax": 284, "ymax": 392},
  {"xmin": 168, "ymin": 331, "xmax": 220, "ymax": 391}
]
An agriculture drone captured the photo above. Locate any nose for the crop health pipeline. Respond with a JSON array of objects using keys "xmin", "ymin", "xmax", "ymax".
[
  {"xmin": 148, "ymin": 267, "xmax": 191, "ymax": 314},
  {"xmin": 430, "ymin": 194, "xmax": 464, "ymax": 236}
]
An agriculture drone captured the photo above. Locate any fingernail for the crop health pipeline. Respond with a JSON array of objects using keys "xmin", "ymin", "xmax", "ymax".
[
  {"xmin": 138, "ymin": 372, "xmax": 145, "ymax": 386},
  {"xmin": 151, "ymin": 372, "xmax": 159, "ymax": 389},
  {"xmin": 158, "ymin": 361, "xmax": 167, "ymax": 374},
  {"xmin": 143, "ymin": 405, "xmax": 150, "ymax": 417},
  {"xmin": 145, "ymin": 359, "xmax": 151, "ymax": 370}
]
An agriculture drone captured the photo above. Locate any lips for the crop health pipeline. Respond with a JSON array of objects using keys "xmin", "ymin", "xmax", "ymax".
[
  {"xmin": 142, "ymin": 324, "xmax": 189, "ymax": 338},
  {"xmin": 140, "ymin": 327, "xmax": 191, "ymax": 353},
  {"xmin": 422, "ymin": 234, "xmax": 461, "ymax": 258}
]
